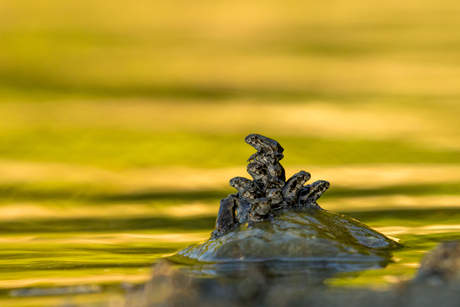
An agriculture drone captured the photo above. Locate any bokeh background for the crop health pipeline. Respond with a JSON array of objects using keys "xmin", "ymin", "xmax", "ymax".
[{"xmin": 1, "ymin": 1, "xmax": 460, "ymax": 306}]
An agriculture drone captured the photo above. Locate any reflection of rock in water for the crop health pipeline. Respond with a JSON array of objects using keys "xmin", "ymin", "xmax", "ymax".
[
  {"xmin": 175, "ymin": 260, "xmax": 387, "ymax": 286},
  {"xmin": 127, "ymin": 242, "xmax": 460, "ymax": 307}
]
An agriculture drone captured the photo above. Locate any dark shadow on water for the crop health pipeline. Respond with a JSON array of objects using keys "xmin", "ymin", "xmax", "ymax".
[
  {"xmin": 328, "ymin": 184, "xmax": 460, "ymax": 198},
  {"xmin": 345, "ymin": 208, "xmax": 460, "ymax": 225},
  {"xmin": 97, "ymin": 190, "xmax": 227, "ymax": 202},
  {"xmin": 4, "ymin": 208, "xmax": 460, "ymax": 234},
  {"xmin": 0, "ymin": 183, "xmax": 459, "ymax": 203},
  {"xmin": 0, "ymin": 262, "xmax": 156, "ymax": 272},
  {"xmin": 0, "ymin": 185, "xmax": 227, "ymax": 202},
  {"xmin": 171, "ymin": 259, "xmax": 390, "ymax": 284},
  {"xmin": 0, "ymin": 216, "xmax": 216, "ymax": 233}
]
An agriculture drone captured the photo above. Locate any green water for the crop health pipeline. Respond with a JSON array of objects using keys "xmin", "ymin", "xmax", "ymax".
[
  {"xmin": 1, "ymin": 190, "xmax": 460, "ymax": 307},
  {"xmin": 1, "ymin": 0, "xmax": 460, "ymax": 305},
  {"xmin": 0, "ymin": 100, "xmax": 458, "ymax": 306}
]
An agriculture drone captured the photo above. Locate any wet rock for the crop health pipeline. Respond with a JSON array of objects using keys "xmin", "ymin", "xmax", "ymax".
[{"xmin": 173, "ymin": 134, "xmax": 400, "ymax": 271}]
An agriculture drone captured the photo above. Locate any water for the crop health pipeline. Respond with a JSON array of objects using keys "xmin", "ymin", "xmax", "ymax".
[
  {"xmin": 1, "ymin": 187, "xmax": 459, "ymax": 307},
  {"xmin": 1, "ymin": 101, "xmax": 457, "ymax": 306},
  {"xmin": 1, "ymin": 0, "xmax": 460, "ymax": 304}
]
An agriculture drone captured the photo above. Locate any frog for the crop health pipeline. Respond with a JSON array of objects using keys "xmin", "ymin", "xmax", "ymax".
[
  {"xmin": 298, "ymin": 180, "xmax": 330, "ymax": 209},
  {"xmin": 245, "ymin": 133, "xmax": 284, "ymax": 164},
  {"xmin": 282, "ymin": 170, "xmax": 311, "ymax": 207},
  {"xmin": 250, "ymin": 197, "xmax": 273, "ymax": 222},
  {"xmin": 247, "ymin": 161, "xmax": 269, "ymax": 191},
  {"xmin": 229, "ymin": 176, "xmax": 261, "ymax": 223}
]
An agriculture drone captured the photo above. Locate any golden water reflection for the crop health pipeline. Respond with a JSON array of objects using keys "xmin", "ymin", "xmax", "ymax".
[{"xmin": 1, "ymin": 0, "xmax": 460, "ymax": 305}]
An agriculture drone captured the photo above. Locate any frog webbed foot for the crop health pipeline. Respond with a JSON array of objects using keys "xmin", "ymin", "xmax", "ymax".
[{"xmin": 297, "ymin": 180, "xmax": 330, "ymax": 209}]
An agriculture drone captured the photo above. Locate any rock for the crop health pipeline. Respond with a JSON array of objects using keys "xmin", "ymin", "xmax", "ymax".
[
  {"xmin": 414, "ymin": 241, "xmax": 460, "ymax": 284},
  {"xmin": 171, "ymin": 134, "xmax": 401, "ymax": 277}
]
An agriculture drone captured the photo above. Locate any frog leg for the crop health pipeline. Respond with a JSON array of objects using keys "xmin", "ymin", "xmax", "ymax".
[
  {"xmin": 211, "ymin": 194, "xmax": 238, "ymax": 238},
  {"xmin": 297, "ymin": 180, "xmax": 330, "ymax": 209}
]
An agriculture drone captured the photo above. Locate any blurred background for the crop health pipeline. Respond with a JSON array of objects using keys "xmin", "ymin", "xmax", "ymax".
[{"xmin": 1, "ymin": 0, "xmax": 460, "ymax": 306}]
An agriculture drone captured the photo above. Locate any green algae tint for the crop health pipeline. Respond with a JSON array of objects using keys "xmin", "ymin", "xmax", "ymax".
[
  {"xmin": 1, "ymin": 199, "xmax": 460, "ymax": 307},
  {"xmin": 1, "ymin": 0, "xmax": 460, "ymax": 303}
]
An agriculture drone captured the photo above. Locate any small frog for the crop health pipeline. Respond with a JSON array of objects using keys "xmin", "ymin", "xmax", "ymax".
[
  {"xmin": 247, "ymin": 162, "xmax": 268, "ymax": 191},
  {"xmin": 250, "ymin": 197, "xmax": 273, "ymax": 222},
  {"xmin": 298, "ymin": 180, "xmax": 330, "ymax": 209},
  {"xmin": 265, "ymin": 155, "xmax": 286, "ymax": 186},
  {"xmin": 266, "ymin": 188, "xmax": 284, "ymax": 209},
  {"xmin": 229, "ymin": 177, "xmax": 253, "ymax": 194},
  {"xmin": 245, "ymin": 134, "xmax": 284, "ymax": 163},
  {"xmin": 282, "ymin": 171, "xmax": 311, "ymax": 207},
  {"xmin": 229, "ymin": 176, "xmax": 261, "ymax": 223}
]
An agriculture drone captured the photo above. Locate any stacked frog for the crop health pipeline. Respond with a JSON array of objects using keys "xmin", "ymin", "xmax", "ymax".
[{"xmin": 211, "ymin": 134, "xmax": 330, "ymax": 238}]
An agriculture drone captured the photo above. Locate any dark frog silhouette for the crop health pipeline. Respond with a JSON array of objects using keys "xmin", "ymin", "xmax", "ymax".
[{"xmin": 172, "ymin": 134, "xmax": 401, "ymax": 271}]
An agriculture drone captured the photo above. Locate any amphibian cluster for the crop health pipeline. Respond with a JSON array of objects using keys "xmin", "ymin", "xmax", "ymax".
[
  {"xmin": 173, "ymin": 134, "xmax": 400, "ymax": 266},
  {"xmin": 212, "ymin": 133, "xmax": 330, "ymax": 238}
]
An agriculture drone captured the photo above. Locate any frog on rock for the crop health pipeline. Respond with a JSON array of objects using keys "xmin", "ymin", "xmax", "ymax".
[
  {"xmin": 174, "ymin": 134, "xmax": 401, "ymax": 266},
  {"xmin": 212, "ymin": 134, "xmax": 329, "ymax": 238}
]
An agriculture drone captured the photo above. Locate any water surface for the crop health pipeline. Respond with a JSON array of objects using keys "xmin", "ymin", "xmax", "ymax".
[{"xmin": 1, "ymin": 177, "xmax": 459, "ymax": 306}]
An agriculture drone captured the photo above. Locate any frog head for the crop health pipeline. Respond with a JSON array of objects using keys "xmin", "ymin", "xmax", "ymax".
[
  {"xmin": 229, "ymin": 176, "xmax": 253, "ymax": 193},
  {"xmin": 245, "ymin": 134, "xmax": 284, "ymax": 155},
  {"xmin": 298, "ymin": 180, "xmax": 330, "ymax": 206}
]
